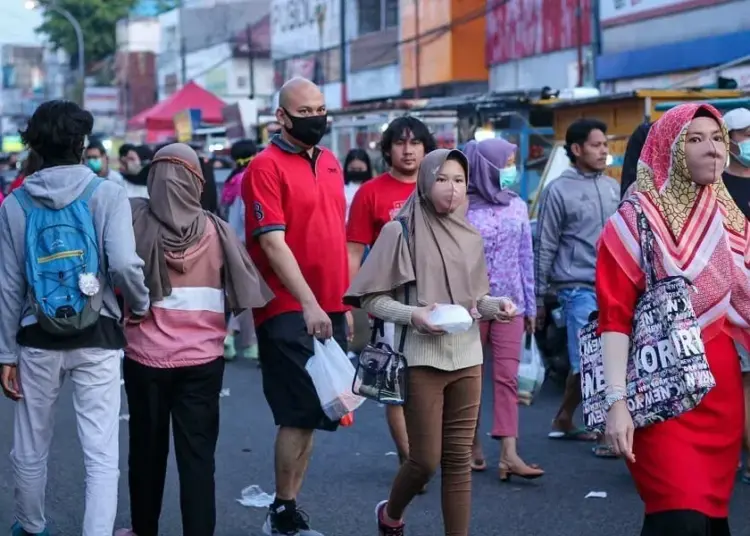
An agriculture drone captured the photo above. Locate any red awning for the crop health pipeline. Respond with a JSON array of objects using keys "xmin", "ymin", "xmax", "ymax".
[{"xmin": 127, "ymin": 81, "xmax": 226, "ymax": 131}]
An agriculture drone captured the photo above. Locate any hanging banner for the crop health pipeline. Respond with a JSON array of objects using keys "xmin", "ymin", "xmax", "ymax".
[{"xmin": 174, "ymin": 109, "xmax": 202, "ymax": 143}]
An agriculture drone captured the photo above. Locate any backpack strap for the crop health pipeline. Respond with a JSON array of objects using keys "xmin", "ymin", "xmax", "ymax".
[
  {"xmin": 12, "ymin": 188, "xmax": 33, "ymax": 215},
  {"xmin": 78, "ymin": 177, "xmax": 104, "ymax": 203}
]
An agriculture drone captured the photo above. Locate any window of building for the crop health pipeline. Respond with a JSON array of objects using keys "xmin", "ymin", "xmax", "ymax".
[
  {"xmin": 384, "ymin": 0, "xmax": 399, "ymax": 28},
  {"xmin": 357, "ymin": 0, "xmax": 382, "ymax": 35},
  {"xmin": 237, "ymin": 75, "xmax": 247, "ymax": 88}
]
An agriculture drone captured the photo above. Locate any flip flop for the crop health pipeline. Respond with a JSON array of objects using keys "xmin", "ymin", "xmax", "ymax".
[
  {"xmin": 591, "ymin": 444, "xmax": 619, "ymax": 459},
  {"xmin": 548, "ymin": 428, "xmax": 597, "ymax": 442},
  {"xmin": 471, "ymin": 459, "xmax": 487, "ymax": 472}
]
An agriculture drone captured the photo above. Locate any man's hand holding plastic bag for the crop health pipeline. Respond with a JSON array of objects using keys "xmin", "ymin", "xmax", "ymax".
[{"xmin": 306, "ymin": 338, "xmax": 365, "ymax": 421}]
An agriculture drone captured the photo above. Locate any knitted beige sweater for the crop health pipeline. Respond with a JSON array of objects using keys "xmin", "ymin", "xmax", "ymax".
[{"xmin": 362, "ymin": 284, "xmax": 503, "ymax": 372}]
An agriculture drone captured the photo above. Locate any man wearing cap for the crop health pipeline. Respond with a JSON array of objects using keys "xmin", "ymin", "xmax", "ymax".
[{"xmin": 722, "ymin": 107, "xmax": 750, "ymax": 484}]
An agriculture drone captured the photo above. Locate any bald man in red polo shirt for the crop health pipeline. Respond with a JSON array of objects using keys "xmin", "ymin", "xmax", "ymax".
[{"xmin": 242, "ymin": 77, "xmax": 348, "ymax": 536}]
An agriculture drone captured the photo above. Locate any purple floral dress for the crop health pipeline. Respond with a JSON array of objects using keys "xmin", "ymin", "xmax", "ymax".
[{"xmin": 466, "ymin": 197, "xmax": 535, "ymax": 317}]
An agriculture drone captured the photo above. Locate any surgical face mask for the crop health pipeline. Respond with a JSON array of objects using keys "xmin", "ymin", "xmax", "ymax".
[
  {"xmin": 86, "ymin": 158, "xmax": 103, "ymax": 173},
  {"xmin": 125, "ymin": 160, "xmax": 143, "ymax": 175},
  {"xmin": 737, "ymin": 140, "xmax": 750, "ymax": 166},
  {"xmin": 499, "ymin": 165, "xmax": 518, "ymax": 189}
]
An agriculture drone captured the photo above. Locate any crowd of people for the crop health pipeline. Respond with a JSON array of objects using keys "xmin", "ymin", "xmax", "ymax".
[{"xmin": 0, "ymin": 75, "xmax": 747, "ymax": 536}]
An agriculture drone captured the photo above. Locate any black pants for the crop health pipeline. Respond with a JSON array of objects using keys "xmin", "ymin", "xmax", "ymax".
[
  {"xmin": 642, "ymin": 510, "xmax": 731, "ymax": 536},
  {"xmin": 257, "ymin": 311, "xmax": 347, "ymax": 431},
  {"xmin": 123, "ymin": 357, "xmax": 225, "ymax": 536}
]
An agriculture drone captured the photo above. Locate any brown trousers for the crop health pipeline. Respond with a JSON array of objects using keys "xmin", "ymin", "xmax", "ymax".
[{"xmin": 386, "ymin": 365, "xmax": 482, "ymax": 536}]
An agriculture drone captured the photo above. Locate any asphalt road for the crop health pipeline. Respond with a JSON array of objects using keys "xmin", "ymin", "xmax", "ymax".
[{"xmin": 0, "ymin": 357, "xmax": 746, "ymax": 536}]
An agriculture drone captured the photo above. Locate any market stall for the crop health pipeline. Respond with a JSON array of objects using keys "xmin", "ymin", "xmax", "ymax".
[{"xmin": 417, "ymin": 91, "xmax": 555, "ymax": 201}]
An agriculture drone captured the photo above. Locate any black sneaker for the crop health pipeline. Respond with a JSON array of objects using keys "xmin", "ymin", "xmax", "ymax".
[
  {"xmin": 375, "ymin": 500, "xmax": 405, "ymax": 536},
  {"xmin": 262, "ymin": 505, "xmax": 323, "ymax": 536}
]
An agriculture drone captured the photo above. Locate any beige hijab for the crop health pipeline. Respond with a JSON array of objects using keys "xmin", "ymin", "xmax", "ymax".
[
  {"xmin": 344, "ymin": 148, "xmax": 489, "ymax": 310},
  {"xmin": 131, "ymin": 143, "xmax": 273, "ymax": 312}
]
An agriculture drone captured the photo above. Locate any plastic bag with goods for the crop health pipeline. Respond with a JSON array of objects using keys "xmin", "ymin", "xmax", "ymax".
[
  {"xmin": 427, "ymin": 304, "xmax": 474, "ymax": 334},
  {"xmin": 306, "ymin": 338, "xmax": 366, "ymax": 420},
  {"xmin": 517, "ymin": 334, "xmax": 545, "ymax": 405}
]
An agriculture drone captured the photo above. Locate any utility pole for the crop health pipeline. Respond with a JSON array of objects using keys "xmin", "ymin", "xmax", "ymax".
[
  {"xmin": 180, "ymin": 37, "xmax": 187, "ymax": 86},
  {"xmin": 576, "ymin": 0, "xmax": 584, "ymax": 86},
  {"xmin": 339, "ymin": 0, "xmax": 347, "ymax": 106},
  {"xmin": 246, "ymin": 24, "xmax": 255, "ymax": 99},
  {"xmin": 315, "ymin": 3, "xmax": 327, "ymax": 86},
  {"xmin": 414, "ymin": 0, "xmax": 421, "ymax": 99}
]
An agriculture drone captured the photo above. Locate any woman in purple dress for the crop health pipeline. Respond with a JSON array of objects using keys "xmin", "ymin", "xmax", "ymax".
[{"xmin": 465, "ymin": 138, "xmax": 544, "ymax": 482}]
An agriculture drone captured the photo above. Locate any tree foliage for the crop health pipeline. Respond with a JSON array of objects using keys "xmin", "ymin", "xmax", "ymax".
[{"xmin": 35, "ymin": 0, "xmax": 138, "ymax": 73}]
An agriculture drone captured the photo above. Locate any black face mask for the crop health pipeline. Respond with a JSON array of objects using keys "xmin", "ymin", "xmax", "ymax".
[
  {"xmin": 345, "ymin": 170, "xmax": 370, "ymax": 184},
  {"xmin": 282, "ymin": 108, "xmax": 327, "ymax": 147}
]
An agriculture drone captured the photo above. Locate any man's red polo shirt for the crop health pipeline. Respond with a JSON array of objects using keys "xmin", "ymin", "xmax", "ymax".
[{"xmin": 243, "ymin": 135, "xmax": 349, "ymax": 326}]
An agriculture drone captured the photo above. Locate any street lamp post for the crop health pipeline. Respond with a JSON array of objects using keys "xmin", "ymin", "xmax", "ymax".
[{"xmin": 25, "ymin": 0, "xmax": 85, "ymax": 104}]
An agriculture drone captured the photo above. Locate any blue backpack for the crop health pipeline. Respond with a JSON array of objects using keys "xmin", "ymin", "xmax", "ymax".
[{"xmin": 13, "ymin": 178, "xmax": 105, "ymax": 335}]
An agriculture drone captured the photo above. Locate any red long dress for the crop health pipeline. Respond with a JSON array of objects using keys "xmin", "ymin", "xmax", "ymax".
[{"xmin": 596, "ymin": 241, "xmax": 744, "ymax": 518}]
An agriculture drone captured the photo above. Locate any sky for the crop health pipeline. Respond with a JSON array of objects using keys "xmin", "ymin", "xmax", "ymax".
[{"xmin": 0, "ymin": 2, "xmax": 44, "ymax": 46}]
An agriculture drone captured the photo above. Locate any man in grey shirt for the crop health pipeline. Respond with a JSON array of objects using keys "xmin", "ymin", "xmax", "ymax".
[
  {"xmin": 0, "ymin": 100, "xmax": 150, "ymax": 536},
  {"xmin": 534, "ymin": 118, "xmax": 620, "ymax": 454}
]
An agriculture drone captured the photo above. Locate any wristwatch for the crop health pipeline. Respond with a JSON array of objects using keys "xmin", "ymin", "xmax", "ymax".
[{"xmin": 604, "ymin": 392, "xmax": 626, "ymax": 412}]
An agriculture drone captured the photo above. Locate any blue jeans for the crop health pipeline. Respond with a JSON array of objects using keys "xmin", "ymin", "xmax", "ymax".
[{"xmin": 557, "ymin": 287, "xmax": 597, "ymax": 375}]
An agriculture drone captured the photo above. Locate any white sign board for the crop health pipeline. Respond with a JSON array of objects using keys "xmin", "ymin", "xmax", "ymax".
[
  {"xmin": 599, "ymin": 0, "xmax": 690, "ymax": 24},
  {"xmin": 271, "ymin": 0, "xmax": 341, "ymax": 59},
  {"xmin": 84, "ymin": 87, "xmax": 120, "ymax": 115}
]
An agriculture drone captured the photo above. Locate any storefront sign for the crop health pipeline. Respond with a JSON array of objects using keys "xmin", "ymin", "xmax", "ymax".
[
  {"xmin": 599, "ymin": 0, "xmax": 731, "ymax": 27},
  {"xmin": 271, "ymin": 0, "xmax": 340, "ymax": 59},
  {"xmin": 487, "ymin": 0, "xmax": 592, "ymax": 64}
]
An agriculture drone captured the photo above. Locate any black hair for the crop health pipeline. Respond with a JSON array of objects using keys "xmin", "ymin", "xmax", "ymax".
[
  {"xmin": 119, "ymin": 143, "xmax": 136, "ymax": 159},
  {"xmin": 134, "ymin": 145, "xmax": 154, "ymax": 164},
  {"xmin": 86, "ymin": 138, "xmax": 107, "ymax": 155},
  {"xmin": 620, "ymin": 122, "xmax": 652, "ymax": 200},
  {"xmin": 230, "ymin": 139, "xmax": 258, "ymax": 162},
  {"xmin": 564, "ymin": 118, "xmax": 608, "ymax": 164},
  {"xmin": 19, "ymin": 100, "xmax": 93, "ymax": 167},
  {"xmin": 22, "ymin": 149, "xmax": 44, "ymax": 177},
  {"xmin": 343, "ymin": 148, "xmax": 373, "ymax": 184},
  {"xmin": 381, "ymin": 116, "xmax": 437, "ymax": 167}
]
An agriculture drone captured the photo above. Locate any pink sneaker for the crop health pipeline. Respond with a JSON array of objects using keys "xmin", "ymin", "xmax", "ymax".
[{"xmin": 114, "ymin": 530, "xmax": 137, "ymax": 536}]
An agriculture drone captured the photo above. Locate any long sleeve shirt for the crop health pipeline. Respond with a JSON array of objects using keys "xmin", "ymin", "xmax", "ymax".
[
  {"xmin": 466, "ymin": 197, "xmax": 535, "ymax": 317},
  {"xmin": 362, "ymin": 285, "xmax": 502, "ymax": 372}
]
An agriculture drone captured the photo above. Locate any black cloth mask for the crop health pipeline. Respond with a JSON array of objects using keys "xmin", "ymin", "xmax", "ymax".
[
  {"xmin": 345, "ymin": 170, "xmax": 370, "ymax": 184},
  {"xmin": 282, "ymin": 108, "xmax": 327, "ymax": 147}
]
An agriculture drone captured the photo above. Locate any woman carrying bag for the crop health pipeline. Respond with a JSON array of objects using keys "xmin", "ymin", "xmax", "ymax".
[
  {"xmin": 598, "ymin": 103, "xmax": 750, "ymax": 536},
  {"xmin": 345, "ymin": 148, "xmax": 516, "ymax": 536}
]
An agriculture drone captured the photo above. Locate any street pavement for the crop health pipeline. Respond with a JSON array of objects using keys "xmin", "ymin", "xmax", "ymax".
[{"xmin": 0, "ymin": 357, "xmax": 747, "ymax": 536}]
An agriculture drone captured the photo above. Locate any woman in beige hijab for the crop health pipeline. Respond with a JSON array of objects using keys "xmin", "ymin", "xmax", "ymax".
[{"xmin": 345, "ymin": 148, "xmax": 516, "ymax": 536}]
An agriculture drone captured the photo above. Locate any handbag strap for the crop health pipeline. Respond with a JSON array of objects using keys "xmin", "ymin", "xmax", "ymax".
[
  {"xmin": 624, "ymin": 199, "xmax": 658, "ymax": 288},
  {"xmin": 370, "ymin": 217, "xmax": 411, "ymax": 353}
]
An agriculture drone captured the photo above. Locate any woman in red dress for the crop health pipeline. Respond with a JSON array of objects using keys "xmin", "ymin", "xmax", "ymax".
[{"xmin": 597, "ymin": 103, "xmax": 747, "ymax": 536}]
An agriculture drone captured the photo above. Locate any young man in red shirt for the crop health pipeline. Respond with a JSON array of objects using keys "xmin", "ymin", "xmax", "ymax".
[
  {"xmin": 243, "ymin": 77, "xmax": 348, "ymax": 536},
  {"xmin": 346, "ymin": 116, "xmax": 436, "ymax": 468}
]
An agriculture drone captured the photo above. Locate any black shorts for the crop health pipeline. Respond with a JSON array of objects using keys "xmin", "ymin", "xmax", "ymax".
[{"xmin": 257, "ymin": 311, "xmax": 348, "ymax": 431}]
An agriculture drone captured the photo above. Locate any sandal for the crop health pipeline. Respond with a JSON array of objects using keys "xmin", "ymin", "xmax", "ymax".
[
  {"xmin": 548, "ymin": 427, "xmax": 598, "ymax": 442},
  {"xmin": 592, "ymin": 444, "xmax": 619, "ymax": 459},
  {"xmin": 471, "ymin": 459, "xmax": 487, "ymax": 472}
]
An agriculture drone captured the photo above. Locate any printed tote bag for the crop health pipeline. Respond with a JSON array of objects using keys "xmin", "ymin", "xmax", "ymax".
[{"xmin": 580, "ymin": 199, "xmax": 716, "ymax": 434}]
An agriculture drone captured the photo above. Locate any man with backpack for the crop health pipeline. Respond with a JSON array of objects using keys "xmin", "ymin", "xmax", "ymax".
[{"xmin": 0, "ymin": 100, "xmax": 151, "ymax": 536}]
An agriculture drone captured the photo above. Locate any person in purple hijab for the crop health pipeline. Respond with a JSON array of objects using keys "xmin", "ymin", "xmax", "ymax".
[{"xmin": 465, "ymin": 138, "xmax": 544, "ymax": 482}]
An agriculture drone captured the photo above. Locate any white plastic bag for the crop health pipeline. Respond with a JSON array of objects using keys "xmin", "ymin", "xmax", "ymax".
[
  {"xmin": 306, "ymin": 338, "xmax": 366, "ymax": 420},
  {"xmin": 428, "ymin": 304, "xmax": 473, "ymax": 334},
  {"xmin": 517, "ymin": 334, "xmax": 545, "ymax": 404}
]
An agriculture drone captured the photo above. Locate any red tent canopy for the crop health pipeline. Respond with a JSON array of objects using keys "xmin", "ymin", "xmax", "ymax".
[{"xmin": 127, "ymin": 81, "xmax": 226, "ymax": 131}]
